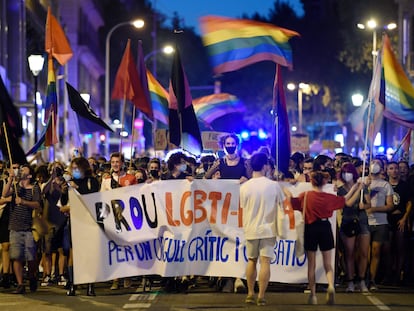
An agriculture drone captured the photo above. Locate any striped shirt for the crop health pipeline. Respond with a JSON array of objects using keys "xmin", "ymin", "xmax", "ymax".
[{"xmin": 8, "ymin": 184, "xmax": 41, "ymax": 231}]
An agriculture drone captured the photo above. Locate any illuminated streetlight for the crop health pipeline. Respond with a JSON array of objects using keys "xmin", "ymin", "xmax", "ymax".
[
  {"xmin": 287, "ymin": 82, "xmax": 310, "ymax": 133},
  {"xmin": 28, "ymin": 54, "xmax": 45, "ymax": 143},
  {"xmin": 351, "ymin": 93, "xmax": 364, "ymax": 107},
  {"xmin": 144, "ymin": 44, "xmax": 175, "ymax": 64},
  {"xmin": 104, "ymin": 19, "xmax": 145, "ymax": 157}
]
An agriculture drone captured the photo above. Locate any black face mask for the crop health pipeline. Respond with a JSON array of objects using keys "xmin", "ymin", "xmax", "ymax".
[
  {"xmin": 137, "ymin": 178, "xmax": 145, "ymax": 184},
  {"xmin": 55, "ymin": 167, "xmax": 63, "ymax": 177},
  {"xmin": 225, "ymin": 146, "xmax": 237, "ymax": 154},
  {"xmin": 203, "ymin": 164, "xmax": 210, "ymax": 172},
  {"xmin": 150, "ymin": 170, "xmax": 159, "ymax": 178}
]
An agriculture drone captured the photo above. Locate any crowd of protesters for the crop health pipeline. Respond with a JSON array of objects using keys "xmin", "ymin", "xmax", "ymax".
[{"xmin": 0, "ymin": 137, "xmax": 414, "ymax": 305}]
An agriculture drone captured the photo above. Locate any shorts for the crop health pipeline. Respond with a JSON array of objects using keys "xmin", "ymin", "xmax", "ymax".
[
  {"xmin": 9, "ymin": 230, "xmax": 37, "ymax": 261},
  {"xmin": 42, "ymin": 226, "xmax": 64, "ymax": 254},
  {"xmin": 369, "ymin": 224, "xmax": 389, "ymax": 243},
  {"xmin": 305, "ymin": 219, "xmax": 334, "ymax": 251},
  {"xmin": 246, "ymin": 237, "xmax": 276, "ymax": 259}
]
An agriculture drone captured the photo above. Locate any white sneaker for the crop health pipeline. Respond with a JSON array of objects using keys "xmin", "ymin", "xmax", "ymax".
[
  {"xmin": 234, "ymin": 278, "xmax": 245, "ymax": 293},
  {"xmin": 360, "ymin": 280, "xmax": 369, "ymax": 293},
  {"xmin": 346, "ymin": 281, "xmax": 355, "ymax": 293}
]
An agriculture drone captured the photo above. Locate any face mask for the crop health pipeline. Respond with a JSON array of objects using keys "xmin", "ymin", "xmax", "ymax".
[
  {"xmin": 13, "ymin": 168, "xmax": 19, "ymax": 176},
  {"xmin": 178, "ymin": 164, "xmax": 187, "ymax": 172},
  {"xmin": 370, "ymin": 163, "xmax": 381, "ymax": 174},
  {"xmin": 137, "ymin": 178, "xmax": 145, "ymax": 184},
  {"xmin": 150, "ymin": 170, "xmax": 159, "ymax": 178},
  {"xmin": 342, "ymin": 172, "xmax": 353, "ymax": 182},
  {"xmin": 63, "ymin": 173, "xmax": 72, "ymax": 182},
  {"xmin": 203, "ymin": 164, "xmax": 210, "ymax": 172},
  {"xmin": 225, "ymin": 146, "xmax": 237, "ymax": 154},
  {"xmin": 72, "ymin": 169, "xmax": 82, "ymax": 180}
]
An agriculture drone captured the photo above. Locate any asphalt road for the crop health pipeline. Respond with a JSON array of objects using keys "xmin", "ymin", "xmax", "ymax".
[{"xmin": 1, "ymin": 279, "xmax": 414, "ymax": 311}]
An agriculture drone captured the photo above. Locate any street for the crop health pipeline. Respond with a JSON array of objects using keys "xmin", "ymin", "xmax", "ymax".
[{"xmin": 1, "ymin": 279, "xmax": 414, "ymax": 311}]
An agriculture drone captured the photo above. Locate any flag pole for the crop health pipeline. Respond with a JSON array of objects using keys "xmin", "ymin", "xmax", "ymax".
[
  {"xmin": 129, "ymin": 106, "xmax": 137, "ymax": 169},
  {"xmin": 2, "ymin": 122, "xmax": 18, "ymax": 194},
  {"xmin": 273, "ymin": 66, "xmax": 280, "ymax": 180}
]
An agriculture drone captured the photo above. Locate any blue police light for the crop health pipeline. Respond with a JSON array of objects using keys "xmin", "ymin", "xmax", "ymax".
[
  {"xmin": 377, "ymin": 146, "xmax": 385, "ymax": 154},
  {"xmin": 240, "ymin": 131, "xmax": 250, "ymax": 140},
  {"xmin": 258, "ymin": 129, "xmax": 267, "ymax": 140}
]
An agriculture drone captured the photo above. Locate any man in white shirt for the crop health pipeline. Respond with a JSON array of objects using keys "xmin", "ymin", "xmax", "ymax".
[{"xmin": 240, "ymin": 152, "xmax": 284, "ymax": 306}]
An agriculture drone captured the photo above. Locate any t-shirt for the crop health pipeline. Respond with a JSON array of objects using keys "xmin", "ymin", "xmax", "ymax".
[
  {"xmin": 9, "ymin": 184, "xmax": 41, "ymax": 231},
  {"xmin": 240, "ymin": 176, "xmax": 284, "ymax": 239},
  {"xmin": 368, "ymin": 178, "xmax": 393, "ymax": 226},
  {"xmin": 291, "ymin": 190, "xmax": 345, "ymax": 225}
]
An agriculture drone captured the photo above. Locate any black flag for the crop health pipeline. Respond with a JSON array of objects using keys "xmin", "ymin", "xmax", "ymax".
[
  {"xmin": 66, "ymin": 82, "xmax": 113, "ymax": 133},
  {"xmin": 0, "ymin": 76, "xmax": 27, "ymax": 164}
]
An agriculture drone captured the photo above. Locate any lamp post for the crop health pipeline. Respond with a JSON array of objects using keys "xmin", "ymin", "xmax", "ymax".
[
  {"xmin": 287, "ymin": 82, "xmax": 310, "ymax": 133},
  {"xmin": 144, "ymin": 45, "xmax": 174, "ymax": 64},
  {"xmin": 104, "ymin": 19, "xmax": 144, "ymax": 157},
  {"xmin": 357, "ymin": 19, "xmax": 397, "ymax": 149},
  {"xmin": 28, "ymin": 54, "xmax": 45, "ymax": 143}
]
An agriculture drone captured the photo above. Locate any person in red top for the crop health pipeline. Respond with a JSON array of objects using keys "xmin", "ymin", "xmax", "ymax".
[
  {"xmin": 284, "ymin": 170, "xmax": 363, "ymax": 305},
  {"xmin": 100, "ymin": 152, "xmax": 136, "ymax": 191}
]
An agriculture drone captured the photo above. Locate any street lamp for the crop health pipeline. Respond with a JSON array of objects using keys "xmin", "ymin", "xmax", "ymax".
[
  {"xmin": 287, "ymin": 82, "xmax": 310, "ymax": 133},
  {"xmin": 28, "ymin": 54, "xmax": 45, "ymax": 143},
  {"xmin": 351, "ymin": 93, "xmax": 364, "ymax": 107},
  {"xmin": 357, "ymin": 19, "xmax": 397, "ymax": 67},
  {"xmin": 104, "ymin": 19, "xmax": 145, "ymax": 157},
  {"xmin": 144, "ymin": 45, "xmax": 174, "ymax": 64}
]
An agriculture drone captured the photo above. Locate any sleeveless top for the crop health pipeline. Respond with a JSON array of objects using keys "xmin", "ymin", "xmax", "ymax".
[{"xmin": 219, "ymin": 157, "xmax": 247, "ymax": 179}]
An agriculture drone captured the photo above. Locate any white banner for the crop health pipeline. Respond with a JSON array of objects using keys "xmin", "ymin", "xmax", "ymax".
[{"xmin": 70, "ymin": 180, "xmax": 336, "ymax": 285}]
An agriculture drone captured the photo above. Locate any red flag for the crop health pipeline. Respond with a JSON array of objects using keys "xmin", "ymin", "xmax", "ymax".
[
  {"xmin": 45, "ymin": 7, "xmax": 73, "ymax": 66},
  {"xmin": 111, "ymin": 39, "xmax": 153, "ymax": 120}
]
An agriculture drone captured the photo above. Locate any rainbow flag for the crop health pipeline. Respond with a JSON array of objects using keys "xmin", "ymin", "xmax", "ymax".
[
  {"xmin": 27, "ymin": 57, "xmax": 58, "ymax": 155},
  {"xmin": 199, "ymin": 15, "xmax": 299, "ymax": 74},
  {"xmin": 193, "ymin": 93, "xmax": 245, "ymax": 124},
  {"xmin": 146, "ymin": 70, "xmax": 169, "ymax": 128},
  {"xmin": 382, "ymin": 34, "xmax": 414, "ymax": 128}
]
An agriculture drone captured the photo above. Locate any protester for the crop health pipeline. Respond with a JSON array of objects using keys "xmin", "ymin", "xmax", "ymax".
[
  {"xmin": 385, "ymin": 161, "xmax": 411, "ymax": 285},
  {"xmin": 284, "ymin": 170, "xmax": 363, "ymax": 305},
  {"xmin": 2, "ymin": 164, "xmax": 42, "ymax": 294},
  {"xmin": 337, "ymin": 163, "xmax": 371, "ymax": 293},
  {"xmin": 240, "ymin": 152, "xmax": 284, "ymax": 306},
  {"xmin": 66, "ymin": 156, "xmax": 100, "ymax": 296},
  {"xmin": 366, "ymin": 159, "xmax": 394, "ymax": 291},
  {"xmin": 100, "ymin": 152, "xmax": 136, "ymax": 290}
]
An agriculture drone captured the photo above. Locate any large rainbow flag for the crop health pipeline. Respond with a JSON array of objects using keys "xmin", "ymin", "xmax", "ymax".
[
  {"xmin": 199, "ymin": 15, "xmax": 299, "ymax": 74},
  {"xmin": 193, "ymin": 93, "xmax": 245, "ymax": 124},
  {"xmin": 382, "ymin": 34, "xmax": 414, "ymax": 128}
]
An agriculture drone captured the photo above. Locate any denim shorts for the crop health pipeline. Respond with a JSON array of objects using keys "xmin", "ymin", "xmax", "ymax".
[
  {"xmin": 9, "ymin": 230, "xmax": 37, "ymax": 261},
  {"xmin": 246, "ymin": 237, "xmax": 276, "ymax": 259}
]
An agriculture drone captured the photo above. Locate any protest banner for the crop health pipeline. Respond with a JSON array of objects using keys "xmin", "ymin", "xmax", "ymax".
[{"xmin": 70, "ymin": 180, "xmax": 335, "ymax": 285}]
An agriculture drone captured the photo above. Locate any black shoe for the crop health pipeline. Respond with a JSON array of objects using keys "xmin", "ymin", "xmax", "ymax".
[
  {"xmin": 29, "ymin": 278, "xmax": 38, "ymax": 292},
  {"xmin": 0, "ymin": 274, "xmax": 11, "ymax": 289},
  {"xmin": 86, "ymin": 283, "xmax": 96, "ymax": 296},
  {"xmin": 13, "ymin": 285, "xmax": 26, "ymax": 294},
  {"xmin": 67, "ymin": 284, "xmax": 77, "ymax": 296}
]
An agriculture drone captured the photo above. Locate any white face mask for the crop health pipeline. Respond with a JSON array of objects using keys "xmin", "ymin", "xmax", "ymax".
[
  {"xmin": 342, "ymin": 172, "xmax": 353, "ymax": 183},
  {"xmin": 370, "ymin": 163, "xmax": 381, "ymax": 174},
  {"xmin": 13, "ymin": 168, "xmax": 19, "ymax": 176}
]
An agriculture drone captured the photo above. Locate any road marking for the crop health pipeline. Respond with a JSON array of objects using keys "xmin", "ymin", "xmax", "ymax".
[
  {"xmin": 366, "ymin": 295, "xmax": 391, "ymax": 310},
  {"xmin": 123, "ymin": 292, "xmax": 157, "ymax": 309}
]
